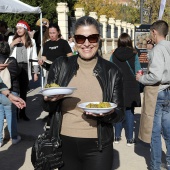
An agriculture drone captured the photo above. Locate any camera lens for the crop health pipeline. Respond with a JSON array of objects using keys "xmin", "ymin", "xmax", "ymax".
[{"xmin": 42, "ymin": 21, "xmax": 47, "ymax": 25}]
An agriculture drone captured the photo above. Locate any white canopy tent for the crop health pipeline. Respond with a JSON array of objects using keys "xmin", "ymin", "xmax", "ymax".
[
  {"xmin": 0, "ymin": 0, "xmax": 41, "ymax": 13},
  {"xmin": 0, "ymin": 0, "xmax": 44, "ymax": 88}
]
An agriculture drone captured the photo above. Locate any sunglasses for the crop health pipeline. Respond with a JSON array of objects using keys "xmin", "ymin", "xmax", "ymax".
[{"xmin": 74, "ymin": 34, "xmax": 99, "ymax": 44}]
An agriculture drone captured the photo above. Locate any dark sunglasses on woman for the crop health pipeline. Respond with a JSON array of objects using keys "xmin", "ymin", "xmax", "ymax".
[{"xmin": 74, "ymin": 34, "xmax": 99, "ymax": 44}]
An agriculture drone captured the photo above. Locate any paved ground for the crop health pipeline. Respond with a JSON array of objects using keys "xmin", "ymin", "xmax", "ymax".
[{"xmin": 0, "ymin": 53, "xmax": 167, "ymax": 170}]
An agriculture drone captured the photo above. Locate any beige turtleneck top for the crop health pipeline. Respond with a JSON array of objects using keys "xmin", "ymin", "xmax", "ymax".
[{"xmin": 60, "ymin": 57, "xmax": 103, "ymax": 138}]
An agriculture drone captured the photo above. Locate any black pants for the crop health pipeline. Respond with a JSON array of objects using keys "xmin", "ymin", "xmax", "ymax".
[
  {"xmin": 18, "ymin": 63, "xmax": 29, "ymax": 115},
  {"xmin": 59, "ymin": 135, "xmax": 113, "ymax": 170}
]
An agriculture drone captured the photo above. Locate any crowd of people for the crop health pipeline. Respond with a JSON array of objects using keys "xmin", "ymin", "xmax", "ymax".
[{"xmin": 0, "ymin": 16, "xmax": 170, "ymax": 170}]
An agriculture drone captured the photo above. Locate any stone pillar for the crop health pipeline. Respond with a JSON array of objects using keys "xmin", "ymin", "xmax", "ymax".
[
  {"xmin": 56, "ymin": 3, "xmax": 69, "ymax": 40},
  {"xmin": 108, "ymin": 18, "xmax": 115, "ymax": 50},
  {"xmin": 75, "ymin": 8, "xmax": 85, "ymax": 20},
  {"xmin": 127, "ymin": 23, "xmax": 132, "ymax": 36},
  {"xmin": 99, "ymin": 15, "xmax": 108, "ymax": 54},
  {"xmin": 115, "ymin": 20, "xmax": 121, "ymax": 38},
  {"xmin": 131, "ymin": 24, "xmax": 135, "ymax": 46},
  {"xmin": 122, "ymin": 21, "xmax": 127, "ymax": 33},
  {"xmin": 89, "ymin": 12, "xmax": 98, "ymax": 20}
]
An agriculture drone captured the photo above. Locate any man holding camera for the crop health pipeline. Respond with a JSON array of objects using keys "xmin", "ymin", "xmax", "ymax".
[
  {"xmin": 0, "ymin": 21, "xmax": 14, "ymax": 42},
  {"xmin": 33, "ymin": 18, "xmax": 49, "ymax": 55}
]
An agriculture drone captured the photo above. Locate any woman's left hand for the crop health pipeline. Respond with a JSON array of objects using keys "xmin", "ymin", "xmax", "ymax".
[
  {"xmin": 34, "ymin": 74, "xmax": 38, "ymax": 82},
  {"xmin": 85, "ymin": 109, "xmax": 114, "ymax": 117}
]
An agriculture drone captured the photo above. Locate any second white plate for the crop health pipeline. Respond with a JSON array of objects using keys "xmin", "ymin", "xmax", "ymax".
[
  {"xmin": 77, "ymin": 102, "xmax": 117, "ymax": 114},
  {"xmin": 40, "ymin": 87, "xmax": 77, "ymax": 96}
]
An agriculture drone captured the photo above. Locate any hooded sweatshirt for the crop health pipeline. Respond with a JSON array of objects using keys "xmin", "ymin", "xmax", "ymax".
[{"xmin": 111, "ymin": 47, "xmax": 141, "ymax": 107}]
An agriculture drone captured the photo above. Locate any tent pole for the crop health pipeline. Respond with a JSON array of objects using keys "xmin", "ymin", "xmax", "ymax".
[{"xmin": 40, "ymin": 12, "xmax": 44, "ymax": 89}]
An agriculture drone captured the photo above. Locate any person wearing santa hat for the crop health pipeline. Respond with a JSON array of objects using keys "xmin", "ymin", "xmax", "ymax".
[{"xmin": 8, "ymin": 20, "xmax": 39, "ymax": 121}]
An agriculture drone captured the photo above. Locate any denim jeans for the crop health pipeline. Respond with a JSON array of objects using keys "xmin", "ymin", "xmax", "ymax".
[
  {"xmin": 0, "ymin": 92, "xmax": 18, "ymax": 142},
  {"xmin": 114, "ymin": 107, "xmax": 134, "ymax": 140},
  {"xmin": 150, "ymin": 89, "xmax": 170, "ymax": 170}
]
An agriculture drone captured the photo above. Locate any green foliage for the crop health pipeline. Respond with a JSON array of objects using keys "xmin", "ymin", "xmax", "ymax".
[
  {"xmin": 1, "ymin": 0, "xmax": 169, "ymax": 29},
  {"xmin": 134, "ymin": 0, "xmax": 170, "ymax": 25},
  {"xmin": 0, "ymin": 0, "xmax": 77, "ymax": 30},
  {"xmin": 74, "ymin": 0, "xmax": 140, "ymax": 24}
]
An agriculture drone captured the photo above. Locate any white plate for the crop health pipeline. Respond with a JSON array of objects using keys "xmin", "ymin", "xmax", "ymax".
[
  {"xmin": 40, "ymin": 87, "xmax": 77, "ymax": 96},
  {"xmin": 44, "ymin": 60, "xmax": 52, "ymax": 64},
  {"xmin": 77, "ymin": 102, "xmax": 117, "ymax": 114}
]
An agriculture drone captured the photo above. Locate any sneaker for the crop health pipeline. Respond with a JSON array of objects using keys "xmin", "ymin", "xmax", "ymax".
[
  {"xmin": 127, "ymin": 139, "xmax": 136, "ymax": 147},
  {"xmin": 0, "ymin": 141, "xmax": 3, "ymax": 147},
  {"xmin": 114, "ymin": 137, "xmax": 121, "ymax": 144},
  {"xmin": 12, "ymin": 135, "xmax": 21, "ymax": 145}
]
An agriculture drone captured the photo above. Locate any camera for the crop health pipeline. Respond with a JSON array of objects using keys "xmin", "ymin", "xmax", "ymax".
[
  {"xmin": 147, "ymin": 40, "xmax": 152, "ymax": 44},
  {"xmin": 42, "ymin": 21, "xmax": 47, "ymax": 26}
]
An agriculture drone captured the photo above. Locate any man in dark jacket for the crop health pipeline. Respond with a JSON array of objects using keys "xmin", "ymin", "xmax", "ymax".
[{"xmin": 0, "ymin": 21, "xmax": 14, "ymax": 42}]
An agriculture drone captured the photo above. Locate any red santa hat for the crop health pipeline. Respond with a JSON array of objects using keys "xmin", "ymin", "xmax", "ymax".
[{"xmin": 16, "ymin": 20, "xmax": 30, "ymax": 31}]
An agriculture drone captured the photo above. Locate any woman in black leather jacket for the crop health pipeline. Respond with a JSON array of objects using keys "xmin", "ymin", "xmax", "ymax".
[{"xmin": 43, "ymin": 16, "xmax": 124, "ymax": 170}]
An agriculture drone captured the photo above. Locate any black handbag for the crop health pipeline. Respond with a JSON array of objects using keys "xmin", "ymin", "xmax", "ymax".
[{"xmin": 31, "ymin": 110, "xmax": 63, "ymax": 170}]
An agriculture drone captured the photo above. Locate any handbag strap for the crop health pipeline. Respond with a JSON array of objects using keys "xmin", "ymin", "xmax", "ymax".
[
  {"xmin": 126, "ymin": 60, "xmax": 135, "ymax": 76},
  {"xmin": 134, "ymin": 54, "xmax": 141, "ymax": 73},
  {"xmin": 48, "ymin": 102, "xmax": 62, "ymax": 144},
  {"xmin": 4, "ymin": 58, "xmax": 9, "ymax": 64}
]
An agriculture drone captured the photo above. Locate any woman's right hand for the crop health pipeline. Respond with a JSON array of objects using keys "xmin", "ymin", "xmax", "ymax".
[
  {"xmin": 10, "ymin": 37, "xmax": 21, "ymax": 47},
  {"xmin": 38, "ymin": 56, "xmax": 47, "ymax": 66},
  {"xmin": 38, "ymin": 59, "xmax": 44, "ymax": 66}
]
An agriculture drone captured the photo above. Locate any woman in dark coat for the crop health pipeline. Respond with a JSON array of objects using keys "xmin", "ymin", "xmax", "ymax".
[{"xmin": 110, "ymin": 33, "xmax": 141, "ymax": 146}]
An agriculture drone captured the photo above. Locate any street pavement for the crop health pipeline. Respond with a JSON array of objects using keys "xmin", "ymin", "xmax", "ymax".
[{"xmin": 0, "ymin": 53, "xmax": 167, "ymax": 170}]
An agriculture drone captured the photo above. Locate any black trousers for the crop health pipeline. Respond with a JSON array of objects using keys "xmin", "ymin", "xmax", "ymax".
[
  {"xmin": 18, "ymin": 63, "xmax": 29, "ymax": 114},
  {"xmin": 59, "ymin": 135, "xmax": 113, "ymax": 170}
]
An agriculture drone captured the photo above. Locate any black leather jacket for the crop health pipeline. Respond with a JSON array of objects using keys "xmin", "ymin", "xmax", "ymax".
[
  {"xmin": 43, "ymin": 55, "xmax": 124, "ymax": 150},
  {"xmin": 0, "ymin": 54, "xmax": 20, "ymax": 93}
]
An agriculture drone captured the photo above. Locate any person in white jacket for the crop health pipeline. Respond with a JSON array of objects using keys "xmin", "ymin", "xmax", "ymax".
[{"xmin": 8, "ymin": 20, "xmax": 39, "ymax": 121}]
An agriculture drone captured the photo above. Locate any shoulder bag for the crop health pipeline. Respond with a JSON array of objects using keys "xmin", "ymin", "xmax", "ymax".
[
  {"xmin": 126, "ymin": 59, "xmax": 144, "ymax": 93},
  {"xmin": 0, "ymin": 58, "xmax": 11, "ymax": 89},
  {"xmin": 31, "ymin": 108, "xmax": 64, "ymax": 170}
]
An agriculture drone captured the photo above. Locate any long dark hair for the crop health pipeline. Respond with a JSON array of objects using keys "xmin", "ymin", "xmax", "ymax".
[
  {"xmin": 13, "ymin": 29, "xmax": 32, "ymax": 48},
  {"xmin": 117, "ymin": 33, "xmax": 137, "ymax": 53}
]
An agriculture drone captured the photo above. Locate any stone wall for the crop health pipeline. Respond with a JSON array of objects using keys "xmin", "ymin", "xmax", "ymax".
[{"xmin": 56, "ymin": 3, "xmax": 169, "ymax": 54}]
